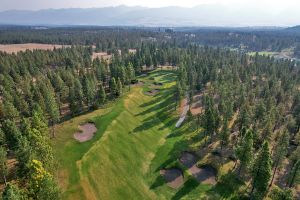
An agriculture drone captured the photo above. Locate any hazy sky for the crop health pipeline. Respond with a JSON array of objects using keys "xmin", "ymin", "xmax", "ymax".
[{"xmin": 0, "ymin": 0, "xmax": 299, "ymax": 12}]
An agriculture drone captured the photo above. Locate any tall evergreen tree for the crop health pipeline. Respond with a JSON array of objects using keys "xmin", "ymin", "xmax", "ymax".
[
  {"xmin": 235, "ymin": 129, "xmax": 254, "ymax": 176},
  {"xmin": 270, "ymin": 131, "xmax": 289, "ymax": 186},
  {"xmin": 98, "ymin": 84, "xmax": 106, "ymax": 105},
  {"xmin": 43, "ymin": 84, "xmax": 60, "ymax": 138},
  {"xmin": 0, "ymin": 147, "xmax": 8, "ymax": 185},
  {"xmin": 2, "ymin": 101, "xmax": 19, "ymax": 121},
  {"xmin": 117, "ymin": 78, "xmax": 123, "ymax": 96},
  {"xmin": 28, "ymin": 159, "xmax": 60, "ymax": 200},
  {"xmin": 270, "ymin": 187, "xmax": 293, "ymax": 200},
  {"xmin": 2, "ymin": 183, "xmax": 23, "ymax": 200},
  {"xmin": 109, "ymin": 77, "xmax": 117, "ymax": 98},
  {"xmin": 250, "ymin": 141, "xmax": 272, "ymax": 199},
  {"xmin": 2, "ymin": 120, "xmax": 22, "ymax": 150},
  {"xmin": 287, "ymin": 160, "xmax": 300, "ymax": 188},
  {"xmin": 220, "ymin": 117, "xmax": 230, "ymax": 150}
]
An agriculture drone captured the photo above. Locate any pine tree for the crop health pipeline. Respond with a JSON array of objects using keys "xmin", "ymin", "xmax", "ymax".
[
  {"xmin": 99, "ymin": 84, "xmax": 106, "ymax": 105},
  {"xmin": 270, "ymin": 131, "xmax": 289, "ymax": 187},
  {"xmin": 2, "ymin": 120, "xmax": 22, "ymax": 150},
  {"xmin": 203, "ymin": 107, "xmax": 215, "ymax": 144},
  {"xmin": 82, "ymin": 75, "xmax": 96, "ymax": 109},
  {"xmin": 2, "ymin": 183, "xmax": 23, "ymax": 200},
  {"xmin": 220, "ymin": 117, "xmax": 230, "ymax": 150},
  {"xmin": 287, "ymin": 160, "xmax": 300, "ymax": 188},
  {"xmin": 0, "ymin": 147, "xmax": 8, "ymax": 185},
  {"xmin": 117, "ymin": 78, "xmax": 123, "ymax": 96},
  {"xmin": 109, "ymin": 77, "xmax": 117, "ymax": 98},
  {"xmin": 3, "ymin": 101, "xmax": 19, "ymax": 121},
  {"xmin": 16, "ymin": 136, "xmax": 33, "ymax": 178},
  {"xmin": 21, "ymin": 117, "xmax": 54, "ymax": 170},
  {"xmin": 0, "ymin": 128, "xmax": 5, "ymax": 146},
  {"xmin": 69, "ymin": 80, "xmax": 84, "ymax": 115},
  {"xmin": 238, "ymin": 104, "xmax": 250, "ymax": 132},
  {"xmin": 31, "ymin": 106, "xmax": 48, "ymax": 137},
  {"xmin": 43, "ymin": 85, "xmax": 60, "ymax": 138},
  {"xmin": 28, "ymin": 159, "xmax": 60, "ymax": 200},
  {"xmin": 235, "ymin": 129, "xmax": 254, "ymax": 176},
  {"xmin": 270, "ymin": 187, "xmax": 293, "ymax": 200},
  {"xmin": 250, "ymin": 141, "xmax": 272, "ymax": 199}
]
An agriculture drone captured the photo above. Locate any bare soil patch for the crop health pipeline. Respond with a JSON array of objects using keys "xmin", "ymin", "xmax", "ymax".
[
  {"xmin": 0, "ymin": 43, "xmax": 70, "ymax": 54},
  {"xmin": 145, "ymin": 89, "xmax": 160, "ymax": 96},
  {"xmin": 179, "ymin": 152, "xmax": 217, "ymax": 185},
  {"xmin": 160, "ymin": 168, "xmax": 184, "ymax": 189},
  {"xmin": 128, "ymin": 49, "xmax": 137, "ymax": 54},
  {"xmin": 190, "ymin": 166, "xmax": 217, "ymax": 185},
  {"xmin": 92, "ymin": 52, "xmax": 112, "ymax": 61},
  {"xmin": 179, "ymin": 98, "xmax": 188, "ymax": 115},
  {"xmin": 73, "ymin": 123, "xmax": 97, "ymax": 142},
  {"xmin": 190, "ymin": 93, "xmax": 203, "ymax": 116}
]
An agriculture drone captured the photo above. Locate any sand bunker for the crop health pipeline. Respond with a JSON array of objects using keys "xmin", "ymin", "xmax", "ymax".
[
  {"xmin": 132, "ymin": 80, "xmax": 144, "ymax": 86},
  {"xmin": 73, "ymin": 123, "xmax": 97, "ymax": 142},
  {"xmin": 160, "ymin": 168, "xmax": 184, "ymax": 189},
  {"xmin": 179, "ymin": 152, "xmax": 217, "ymax": 185},
  {"xmin": 190, "ymin": 166, "xmax": 217, "ymax": 185},
  {"xmin": 176, "ymin": 97, "xmax": 189, "ymax": 128},
  {"xmin": 145, "ymin": 89, "xmax": 160, "ymax": 96},
  {"xmin": 180, "ymin": 152, "xmax": 198, "ymax": 168}
]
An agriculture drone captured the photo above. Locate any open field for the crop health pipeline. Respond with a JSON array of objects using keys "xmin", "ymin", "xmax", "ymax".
[
  {"xmin": 0, "ymin": 43, "xmax": 71, "ymax": 54},
  {"xmin": 53, "ymin": 70, "xmax": 222, "ymax": 200},
  {"xmin": 91, "ymin": 52, "xmax": 112, "ymax": 61}
]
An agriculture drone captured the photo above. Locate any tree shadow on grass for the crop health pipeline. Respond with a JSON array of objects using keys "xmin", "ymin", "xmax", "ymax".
[
  {"xmin": 154, "ymin": 138, "xmax": 189, "ymax": 172},
  {"xmin": 150, "ymin": 174, "xmax": 165, "ymax": 189},
  {"xmin": 171, "ymin": 179, "xmax": 199, "ymax": 200},
  {"xmin": 208, "ymin": 172, "xmax": 244, "ymax": 199},
  {"xmin": 132, "ymin": 117, "xmax": 161, "ymax": 133}
]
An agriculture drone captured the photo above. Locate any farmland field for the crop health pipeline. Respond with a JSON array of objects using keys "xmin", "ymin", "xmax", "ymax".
[{"xmin": 0, "ymin": 43, "xmax": 71, "ymax": 54}]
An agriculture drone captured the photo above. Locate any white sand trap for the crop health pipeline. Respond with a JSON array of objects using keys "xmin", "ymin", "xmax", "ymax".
[
  {"xmin": 176, "ymin": 96, "xmax": 189, "ymax": 128},
  {"xmin": 73, "ymin": 123, "xmax": 97, "ymax": 142}
]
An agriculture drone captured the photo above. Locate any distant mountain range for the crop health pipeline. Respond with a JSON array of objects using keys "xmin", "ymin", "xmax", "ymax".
[{"xmin": 0, "ymin": 5, "xmax": 299, "ymax": 27}]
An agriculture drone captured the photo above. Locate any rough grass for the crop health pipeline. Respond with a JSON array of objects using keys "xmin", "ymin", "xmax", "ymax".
[{"xmin": 53, "ymin": 70, "xmax": 218, "ymax": 200}]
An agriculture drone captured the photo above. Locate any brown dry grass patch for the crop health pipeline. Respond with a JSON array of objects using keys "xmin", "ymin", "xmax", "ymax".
[{"xmin": 0, "ymin": 43, "xmax": 70, "ymax": 54}]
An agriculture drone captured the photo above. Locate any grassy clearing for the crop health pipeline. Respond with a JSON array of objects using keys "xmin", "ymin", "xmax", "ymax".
[
  {"xmin": 247, "ymin": 51, "xmax": 277, "ymax": 56},
  {"xmin": 53, "ymin": 70, "xmax": 221, "ymax": 200}
]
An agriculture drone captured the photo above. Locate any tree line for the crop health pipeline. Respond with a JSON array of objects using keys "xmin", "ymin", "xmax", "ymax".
[{"xmin": 176, "ymin": 47, "xmax": 300, "ymax": 199}]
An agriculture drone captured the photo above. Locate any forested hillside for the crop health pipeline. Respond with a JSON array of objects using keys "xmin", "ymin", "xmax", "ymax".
[{"xmin": 0, "ymin": 27, "xmax": 300, "ymax": 199}]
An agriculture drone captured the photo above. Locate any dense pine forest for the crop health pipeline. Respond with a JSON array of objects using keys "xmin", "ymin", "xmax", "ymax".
[
  {"xmin": 0, "ymin": 27, "xmax": 300, "ymax": 199},
  {"xmin": 1, "ymin": 26, "xmax": 300, "ymax": 54}
]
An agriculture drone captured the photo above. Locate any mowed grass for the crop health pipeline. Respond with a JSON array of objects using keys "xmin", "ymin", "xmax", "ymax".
[{"xmin": 53, "ymin": 70, "xmax": 214, "ymax": 200}]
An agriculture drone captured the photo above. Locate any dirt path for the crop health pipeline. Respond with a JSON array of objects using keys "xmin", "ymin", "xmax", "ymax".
[
  {"xmin": 179, "ymin": 152, "xmax": 216, "ymax": 185},
  {"xmin": 176, "ymin": 95, "xmax": 189, "ymax": 128}
]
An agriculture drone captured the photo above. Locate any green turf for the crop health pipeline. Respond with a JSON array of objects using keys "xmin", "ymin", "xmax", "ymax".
[{"xmin": 53, "ymin": 70, "xmax": 218, "ymax": 200}]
